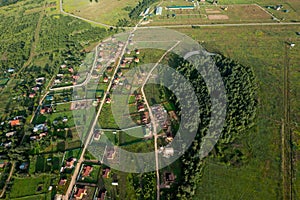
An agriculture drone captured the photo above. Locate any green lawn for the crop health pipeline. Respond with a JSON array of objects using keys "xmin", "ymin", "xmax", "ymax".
[
  {"xmin": 65, "ymin": 148, "xmax": 82, "ymax": 159},
  {"xmin": 98, "ymin": 104, "xmax": 119, "ymax": 129}
]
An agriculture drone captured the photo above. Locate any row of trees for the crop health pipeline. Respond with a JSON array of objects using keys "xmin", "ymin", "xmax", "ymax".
[{"xmin": 128, "ymin": 0, "xmax": 158, "ymax": 20}]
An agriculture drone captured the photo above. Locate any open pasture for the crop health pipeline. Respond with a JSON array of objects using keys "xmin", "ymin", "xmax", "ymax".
[{"xmin": 63, "ymin": 0, "xmax": 139, "ymax": 25}]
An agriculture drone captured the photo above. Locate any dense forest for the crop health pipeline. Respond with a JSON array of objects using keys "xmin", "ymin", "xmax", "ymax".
[
  {"xmin": 0, "ymin": 0, "xmax": 19, "ymax": 6},
  {"xmin": 159, "ymin": 54, "xmax": 257, "ymax": 199}
]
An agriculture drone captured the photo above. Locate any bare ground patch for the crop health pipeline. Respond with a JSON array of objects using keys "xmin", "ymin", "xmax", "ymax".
[
  {"xmin": 208, "ymin": 15, "xmax": 229, "ymax": 20},
  {"xmin": 205, "ymin": 9, "xmax": 221, "ymax": 14}
]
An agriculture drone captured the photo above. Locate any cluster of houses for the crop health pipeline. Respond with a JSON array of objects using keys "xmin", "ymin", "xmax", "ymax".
[
  {"xmin": 72, "ymin": 186, "xmax": 107, "ymax": 200},
  {"xmin": 28, "ymin": 77, "xmax": 45, "ymax": 98},
  {"xmin": 133, "ymin": 93, "xmax": 150, "ymax": 125},
  {"xmin": 53, "ymin": 65, "xmax": 79, "ymax": 87},
  {"xmin": 0, "ymin": 116, "xmax": 26, "ymax": 148},
  {"xmin": 120, "ymin": 49, "xmax": 140, "ymax": 68},
  {"xmin": 29, "ymin": 123, "xmax": 48, "ymax": 141}
]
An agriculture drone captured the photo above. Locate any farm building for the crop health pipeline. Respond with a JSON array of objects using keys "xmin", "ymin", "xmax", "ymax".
[
  {"xmin": 166, "ymin": 5, "xmax": 195, "ymax": 10},
  {"xmin": 141, "ymin": 7, "xmax": 150, "ymax": 16},
  {"xmin": 155, "ymin": 7, "xmax": 163, "ymax": 15}
]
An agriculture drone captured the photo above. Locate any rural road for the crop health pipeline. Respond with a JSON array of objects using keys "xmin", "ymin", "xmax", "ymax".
[
  {"xmin": 139, "ymin": 21, "xmax": 300, "ymax": 28},
  {"xmin": 64, "ymin": 14, "xmax": 145, "ymax": 200},
  {"xmin": 141, "ymin": 41, "xmax": 181, "ymax": 200}
]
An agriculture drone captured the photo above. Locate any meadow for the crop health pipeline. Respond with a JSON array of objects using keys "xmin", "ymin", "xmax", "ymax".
[
  {"xmin": 63, "ymin": 0, "xmax": 140, "ymax": 25},
  {"xmin": 173, "ymin": 24, "xmax": 300, "ymax": 199},
  {"xmin": 8, "ymin": 175, "xmax": 53, "ymax": 199}
]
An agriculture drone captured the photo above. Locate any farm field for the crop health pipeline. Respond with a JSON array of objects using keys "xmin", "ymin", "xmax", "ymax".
[
  {"xmin": 63, "ymin": 0, "xmax": 140, "ymax": 25},
  {"xmin": 148, "ymin": 4, "xmax": 277, "ymax": 26},
  {"xmin": 173, "ymin": 25, "xmax": 300, "ymax": 199}
]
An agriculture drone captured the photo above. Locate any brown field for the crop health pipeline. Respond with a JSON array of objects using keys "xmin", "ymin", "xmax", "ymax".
[
  {"xmin": 205, "ymin": 9, "xmax": 221, "ymax": 14},
  {"xmin": 225, "ymin": 4, "xmax": 272, "ymax": 20},
  {"xmin": 148, "ymin": 4, "xmax": 274, "ymax": 26},
  {"xmin": 208, "ymin": 15, "xmax": 229, "ymax": 20}
]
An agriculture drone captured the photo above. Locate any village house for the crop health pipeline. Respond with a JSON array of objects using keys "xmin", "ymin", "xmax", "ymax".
[
  {"xmin": 40, "ymin": 107, "xmax": 52, "ymax": 114},
  {"xmin": 106, "ymin": 66, "xmax": 113, "ymax": 72},
  {"xmin": 117, "ymin": 70, "xmax": 122, "ymax": 77},
  {"xmin": 162, "ymin": 147, "xmax": 174, "ymax": 158},
  {"xmin": 106, "ymin": 146, "xmax": 116, "ymax": 160},
  {"xmin": 10, "ymin": 119, "xmax": 20, "ymax": 127},
  {"xmin": 103, "ymin": 76, "xmax": 109, "ymax": 83},
  {"xmin": 33, "ymin": 123, "xmax": 47, "ymax": 132},
  {"xmin": 0, "ymin": 160, "xmax": 7, "ymax": 168},
  {"xmin": 94, "ymin": 130, "xmax": 101, "ymax": 140},
  {"xmin": 98, "ymin": 190, "xmax": 107, "ymax": 200},
  {"xmin": 3, "ymin": 142, "xmax": 12, "ymax": 148},
  {"xmin": 32, "ymin": 86, "xmax": 40, "ymax": 91},
  {"xmin": 102, "ymin": 168, "xmax": 110, "ymax": 178},
  {"xmin": 138, "ymin": 104, "xmax": 145, "ymax": 112},
  {"xmin": 65, "ymin": 157, "xmax": 76, "ymax": 169},
  {"xmin": 29, "ymin": 93, "xmax": 36, "ymax": 98},
  {"xmin": 134, "ymin": 57, "xmax": 140, "ymax": 63},
  {"xmin": 163, "ymin": 172, "xmax": 175, "ymax": 188},
  {"xmin": 5, "ymin": 131, "xmax": 16, "ymax": 137},
  {"xmin": 142, "ymin": 112, "xmax": 149, "ymax": 124},
  {"xmin": 74, "ymin": 187, "xmax": 87, "ymax": 200},
  {"xmin": 106, "ymin": 97, "xmax": 111, "ymax": 104},
  {"xmin": 58, "ymin": 178, "xmax": 67, "ymax": 186},
  {"xmin": 82, "ymin": 165, "xmax": 93, "ymax": 177},
  {"xmin": 135, "ymin": 93, "xmax": 142, "ymax": 101},
  {"xmin": 19, "ymin": 162, "xmax": 29, "ymax": 170}
]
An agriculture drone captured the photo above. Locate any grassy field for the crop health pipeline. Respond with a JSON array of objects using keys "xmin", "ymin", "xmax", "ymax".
[
  {"xmin": 172, "ymin": 25, "xmax": 300, "ymax": 199},
  {"xmin": 9, "ymin": 175, "xmax": 53, "ymax": 199},
  {"xmin": 63, "ymin": 0, "xmax": 140, "ymax": 25}
]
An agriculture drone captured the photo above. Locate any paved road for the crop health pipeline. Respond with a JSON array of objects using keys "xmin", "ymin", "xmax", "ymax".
[{"xmin": 141, "ymin": 41, "xmax": 180, "ymax": 200}]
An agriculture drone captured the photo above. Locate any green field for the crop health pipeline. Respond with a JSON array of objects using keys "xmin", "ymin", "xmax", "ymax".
[
  {"xmin": 173, "ymin": 25, "xmax": 300, "ymax": 199},
  {"xmin": 29, "ymin": 154, "xmax": 63, "ymax": 174},
  {"xmin": 63, "ymin": 0, "xmax": 140, "ymax": 25},
  {"xmin": 9, "ymin": 175, "xmax": 53, "ymax": 199}
]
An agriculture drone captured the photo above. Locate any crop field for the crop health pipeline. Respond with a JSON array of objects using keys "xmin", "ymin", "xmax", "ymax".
[
  {"xmin": 173, "ymin": 25, "xmax": 300, "ymax": 199},
  {"xmin": 148, "ymin": 4, "xmax": 275, "ymax": 26},
  {"xmin": 160, "ymin": 0, "xmax": 194, "ymax": 7},
  {"xmin": 29, "ymin": 154, "xmax": 63, "ymax": 174},
  {"xmin": 63, "ymin": 0, "xmax": 139, "ymax": 25}
]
